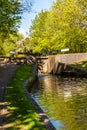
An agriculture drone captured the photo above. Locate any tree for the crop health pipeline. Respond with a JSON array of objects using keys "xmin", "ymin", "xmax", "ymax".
[
  {"xmin": 2, "ymin": 33, "xmax": 24, "ymax": 56},
  {"xmin": 0, "ymin": 0, "xmax": 21, "ymax": 36},
  {"xmin": 0, "ymin": 0, "xmax": 33, "ymax": 56},
  {"xmin": 45, "ymin": 0, "xmax": 87, "ymax": 52},
  {"xmin": 23, "ymin": 37, "xmax": 34, "ymax": 52},
  {"xmin": 29, "ymin": 10, "xmax": 49, "ymax": 53},
  {"xmin": 0, "ymin": 0, "xmax": 33, "ymax": 36},
  {"xmin": 29, "ymin": 0, "xmax": 87, "ymax": 53}
]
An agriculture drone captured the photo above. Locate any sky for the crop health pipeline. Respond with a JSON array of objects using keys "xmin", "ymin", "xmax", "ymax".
[{"xmin": 19, "ymin": 0, "xmax": 55, "ymax": 37}]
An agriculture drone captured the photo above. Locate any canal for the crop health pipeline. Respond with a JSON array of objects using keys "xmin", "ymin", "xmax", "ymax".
[{"xmin": 30, "ymin": 74, "xmax": 87, "ymax": 130}]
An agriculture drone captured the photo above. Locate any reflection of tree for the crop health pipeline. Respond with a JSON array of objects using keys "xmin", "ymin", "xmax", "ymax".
[{"xmin": 32, "ymin": 76, "xmax": 87, "ymax": 130}]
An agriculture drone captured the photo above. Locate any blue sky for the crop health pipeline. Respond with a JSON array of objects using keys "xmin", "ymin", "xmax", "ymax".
[{"xmin": 19, "ymin": 0, "xmax": 55, "ymax": 36}]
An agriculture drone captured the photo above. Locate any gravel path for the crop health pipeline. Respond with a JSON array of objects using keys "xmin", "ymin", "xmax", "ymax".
[{"xmin": 0, "ymin": 63, "xmax": 18, "ymax": 130}]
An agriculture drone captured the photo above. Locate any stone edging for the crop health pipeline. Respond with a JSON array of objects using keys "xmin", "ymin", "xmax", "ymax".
[{"xmin": 23, "ymin": 79, "xmax": 56, "ymax": 130}]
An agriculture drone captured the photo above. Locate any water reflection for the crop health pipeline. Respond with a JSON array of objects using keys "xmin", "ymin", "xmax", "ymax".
[{"xmin": 30, "ymin": 74, "xmax": 87, "ymax": 130}]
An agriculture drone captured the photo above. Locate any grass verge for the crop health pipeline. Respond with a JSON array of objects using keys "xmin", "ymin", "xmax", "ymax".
[
  {"xmin": 71, "ymin": 59, "xmax": 87, "ymax": 70},
  {"xmin": 5, "ymin": 65, "xmax": 44, "ymax": 130}
]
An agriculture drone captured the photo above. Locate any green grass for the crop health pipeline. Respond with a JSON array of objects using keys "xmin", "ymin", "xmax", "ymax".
[
  {"xmin": 71, "ymin": 59, "xmax": 87, "ymax": 70},
  {"xmin": 5, "ymin": 65, "xmax": 44, "ymax": 130}
]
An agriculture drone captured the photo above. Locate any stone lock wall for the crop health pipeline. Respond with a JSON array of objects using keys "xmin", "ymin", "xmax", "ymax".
[{"xmin": 39, "ymin": 53, "xmax": 87, "ymax": 74}]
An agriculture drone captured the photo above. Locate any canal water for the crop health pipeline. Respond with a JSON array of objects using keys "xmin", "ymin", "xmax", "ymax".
[{"xmin": 30, "ymin": 74, "xmax": 87, "ymax": 130}]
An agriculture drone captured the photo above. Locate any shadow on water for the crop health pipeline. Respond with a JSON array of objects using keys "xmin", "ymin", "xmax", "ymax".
[{"xmin": 30, "ymin": 74, "xmax": 87, "ymax": 130}]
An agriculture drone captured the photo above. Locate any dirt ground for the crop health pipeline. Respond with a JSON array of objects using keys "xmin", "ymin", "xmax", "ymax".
[{"xmin": 0, "ymin": 62, "xmax": 18, "ymax": 130}]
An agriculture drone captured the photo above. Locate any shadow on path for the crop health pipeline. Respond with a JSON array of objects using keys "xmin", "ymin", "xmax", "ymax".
[{"xmin": 0, "ymin": 63, "xmax": 18, "ymax": 129}]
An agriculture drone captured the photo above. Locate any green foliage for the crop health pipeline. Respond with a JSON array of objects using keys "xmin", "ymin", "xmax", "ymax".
[
  {"xmin": 0, "ymin": 0, "xmax": 33, "ymax": 36},
  {"xmin": 72, "ymin": 59, "xmax": 87, "ymax": 70},
  {"xmin": 23, "ymin": 37, "xmax": 34, "ymax": 52},
  {"xmin": 29, "ymin": 0, "xmax": 87, "ymax": 53},
  {"xmin": 29, "ymin": 10, "xmax": 49, "ymax": 53},
  {"xmin": 0, "ymin": 0, "xmax": 33, "ymax": 55},
  {"xmin": 2, "ymin": 33, "xmax": 24, "ymax": 56},
  {"xmin": 0, "ymin": 0, "xmax": 22, "ymax": 36},
  {"xmin": 6, "ymin": 65, "xmax": 44, "ymax": 130}
]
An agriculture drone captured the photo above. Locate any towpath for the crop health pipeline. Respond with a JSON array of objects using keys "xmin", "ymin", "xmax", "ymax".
[{"xmin": 0, "ymin": 62, "xmax": 18, "ymax": 129}]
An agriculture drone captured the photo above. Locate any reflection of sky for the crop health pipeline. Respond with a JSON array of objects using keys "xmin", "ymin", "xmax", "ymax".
[{"xmin": 49, "ymin": 117, "xmax": 64, "ymax": 130}]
